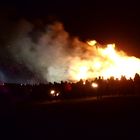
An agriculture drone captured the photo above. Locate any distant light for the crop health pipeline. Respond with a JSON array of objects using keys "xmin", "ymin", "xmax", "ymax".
[
  {"xmin": 94, "ymin": 62, "xmax": 101, "ymax": 69},
  {"xmin": 91, "ymin": 82, "xmax": 98, "ymax": 88},
  {"xmin": 50, "ymin": 90, "xmax": 55, "ymax": 95},
  {"xmin": 83, "ymin": 81, "xmax": 86, "ymax": 85},
  {"xmin": 56, "ymin": 92, "xmax": 60, "ymax": 96},
  {"xmin": 50, "ymin": 90, "xmax": 60, "ymax": 97}
]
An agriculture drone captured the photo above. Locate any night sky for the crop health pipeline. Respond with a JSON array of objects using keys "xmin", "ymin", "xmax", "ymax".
[
  {"xmin": 0, "ymin": 0, "xmax": 140, "ymax": 53},
  {"xmin": 0, "ymin": 0, "xmax": 140, "ymax": 83}
]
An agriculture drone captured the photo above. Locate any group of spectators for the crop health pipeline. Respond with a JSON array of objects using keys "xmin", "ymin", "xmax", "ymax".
[{"xmin": 0, "ymin": 73, "xmax": 140, "ymax": 102}]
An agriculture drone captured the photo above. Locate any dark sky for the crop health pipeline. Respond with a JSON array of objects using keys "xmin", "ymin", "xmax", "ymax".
[
  {"xmin": 0, "ymin": 0, "xmax": 140, "ymax": 55},
  {"xmin": 0, "ymin": 0, "xmax": 140, "ymax": 83}
]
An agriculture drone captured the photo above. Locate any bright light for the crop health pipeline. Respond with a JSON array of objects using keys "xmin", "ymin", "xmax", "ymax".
[
  {"xmin": 76, "ymin": 66, "xmax": 88, "ymax": 80},
  {"xmin": 83, "ymin": 81, "xmax": 86, "ymax": 85},
  {"xmin": 50, "ymin": 90, "xmax": 60, "ymax": 97},
  {"xmin": 56, "ymin": 92, "xmax": 60, "ymax": 96},
  {"xmin": 50, "ymin": 90, "xmax": 55, "ymax": 95},
  {"xmin": 91, "ymin": 82, "xmax": 98, "ymax": 88}
]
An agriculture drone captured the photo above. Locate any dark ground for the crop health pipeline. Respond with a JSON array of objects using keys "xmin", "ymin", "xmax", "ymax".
[{"xmin": 1, "ymin": 95, "xmax": 140, "ymax": 139}]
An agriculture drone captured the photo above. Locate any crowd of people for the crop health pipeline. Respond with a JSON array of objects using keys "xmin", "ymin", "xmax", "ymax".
[{"xmin": 0, "ymin": 73, "xmax": 140, "ymax": 102}]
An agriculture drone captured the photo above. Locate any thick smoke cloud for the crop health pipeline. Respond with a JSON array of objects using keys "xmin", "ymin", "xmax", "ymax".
[{"xmin": 9, "ymin": 20, "xmax": 91, "ymax": 83}]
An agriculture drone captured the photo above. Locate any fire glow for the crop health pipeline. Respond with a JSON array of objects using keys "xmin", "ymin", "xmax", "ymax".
[
  {"xmin": 69, "ymin": 40, "xmax": 140, "ymax": 81},
  {"xmin": 11, "ymin": 22, "xmax": 140, "ymax": 83}
]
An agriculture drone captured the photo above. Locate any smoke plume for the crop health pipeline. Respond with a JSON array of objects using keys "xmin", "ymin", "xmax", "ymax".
[{"xmin": 9, "ymin": 20, "xmax": 90, "ymax": 83}]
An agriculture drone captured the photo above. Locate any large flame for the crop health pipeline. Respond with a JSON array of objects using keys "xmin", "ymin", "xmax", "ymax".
[{"xmin": 69, "ymin": 40, "xmax": 140, "ymax": 81}]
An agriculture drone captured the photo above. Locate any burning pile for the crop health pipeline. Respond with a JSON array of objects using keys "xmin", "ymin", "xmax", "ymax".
[{"xmin": 69, "ymin": 40, "xmax": 140, "ymax": 81}]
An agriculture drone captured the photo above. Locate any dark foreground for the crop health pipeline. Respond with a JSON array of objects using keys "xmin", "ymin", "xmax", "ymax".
[{"xmin": 1, "ymin": 96, "xmax": 140, "ymax": 139}]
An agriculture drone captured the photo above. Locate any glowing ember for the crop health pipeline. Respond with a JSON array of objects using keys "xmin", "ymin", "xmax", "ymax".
[
  {"xmin": 69, "ymin": 40, "xmax": 140, "ymax": 81},
  {"xmin": 87, "ymin": 40, "xmax": 97, "ymax": 46},
  {"xmin": 91, "ymin": 82, "xmax": 98, "ymax": 88}
]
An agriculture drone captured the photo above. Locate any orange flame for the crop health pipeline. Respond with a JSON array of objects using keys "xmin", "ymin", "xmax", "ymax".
[{"xmin": 69, "ymin": 40, "xmax": 140, "ymax": 81}]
